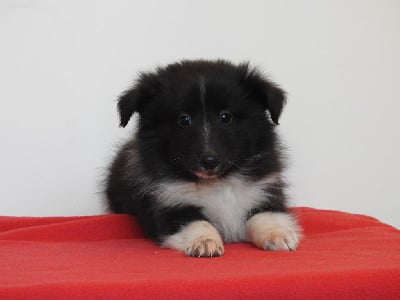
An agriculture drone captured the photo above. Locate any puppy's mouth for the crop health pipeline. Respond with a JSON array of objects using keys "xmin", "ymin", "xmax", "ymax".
[{"xmin": 194, "ymin": 171, "xmax": 218, "ymax": 180}]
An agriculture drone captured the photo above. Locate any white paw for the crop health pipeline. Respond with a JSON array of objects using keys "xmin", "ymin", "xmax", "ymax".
[
  {"xmin": 262, "ymin": 229, "xmax": 299, "ymax": 251},
  {"xmin": 185, "ymin": 236, "xmax": 224, "ymax": 257},
  {"xmin": 162, "ymin": 220, "xmax": 224, "ymax": 257},
  {"xmin": 246, "ymin": 212, "xmax": 301, "ymax": 251}
]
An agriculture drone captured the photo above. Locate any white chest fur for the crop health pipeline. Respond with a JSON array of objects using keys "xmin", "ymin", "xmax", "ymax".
[{"xmin": 155, "ymin": 174, "xmax": 279, "ymax": 242}]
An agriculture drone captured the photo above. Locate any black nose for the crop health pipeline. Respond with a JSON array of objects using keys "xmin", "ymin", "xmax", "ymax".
[{"xmin": 200, "ymin": 154, "xmax": 219, "ymax": 170}]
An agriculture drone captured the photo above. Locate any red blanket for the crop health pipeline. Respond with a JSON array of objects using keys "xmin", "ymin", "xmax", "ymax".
[{"xmin": 1, "ymin": 207, "xmax": 399, "ymax": 299}]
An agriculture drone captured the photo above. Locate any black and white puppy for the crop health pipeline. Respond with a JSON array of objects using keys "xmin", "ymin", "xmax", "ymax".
[{"xmin": 105, "ymin": 60, "xmax": 300, "ymax": 257}]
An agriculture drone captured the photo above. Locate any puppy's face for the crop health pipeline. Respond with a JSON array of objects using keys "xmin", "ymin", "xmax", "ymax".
[{"xmin": 117, "ymin": 60, "xmax": 286, "ymax": 181}]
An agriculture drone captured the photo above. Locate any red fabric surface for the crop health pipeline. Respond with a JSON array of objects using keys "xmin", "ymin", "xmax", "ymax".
[{"xmin": 1, "ymin": 207, "xmax": 399, "ymax": 299}]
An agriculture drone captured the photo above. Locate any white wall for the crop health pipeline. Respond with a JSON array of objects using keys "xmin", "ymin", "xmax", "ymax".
[{"xmin": 1, "ymin": 0, "xmax": 399, "ymax": 228}]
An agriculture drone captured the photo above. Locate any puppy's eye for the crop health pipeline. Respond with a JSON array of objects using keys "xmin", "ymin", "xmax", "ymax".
[
  {"xmin": 219, "ymin": 111, "xmax": 233, "ymax": 125},
  {"xmin": 177, "ymin": 114, "xmax": 192, "ymax": 128}
]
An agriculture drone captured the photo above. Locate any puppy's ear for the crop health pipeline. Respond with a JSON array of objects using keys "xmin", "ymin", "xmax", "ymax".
[
  {"xmin": 241, "ymin": 64, "xmax": 287, "ymax": 125},
  {"xmin": 117, "ymin": 72, "xmax": 160, "ymax": 128},
  {"xmin": 117, "ymin": 88, "xmax": 139, "ymax": 128},
  {"xmin": 264, "ymin": 83, "xmax": 287, "ymax": 125}
]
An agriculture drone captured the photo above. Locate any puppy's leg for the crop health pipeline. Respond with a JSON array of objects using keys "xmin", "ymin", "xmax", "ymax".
[
  {"xmin": 162, "ymin": 220, "xmax": 224, "ymax": 257},
  {"xmin": 246, "ymin": 212, "xmax": 301, "ymax": 251}
]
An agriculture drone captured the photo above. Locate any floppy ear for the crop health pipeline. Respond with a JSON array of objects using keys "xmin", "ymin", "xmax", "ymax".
[
  {"xmin": 117, "ymin": 88, "xmax": 140, "ymax": 128},
  {"xmin": 241, "ymin": 64, "xmax": 287, "ymax": 125},
  {"xmin": 264, "ymin": 83, "xmax": 287, "ymax": 125},
  {"xmin": 117, "ymin": 72, "xmax": 160, "ymax": 128}
]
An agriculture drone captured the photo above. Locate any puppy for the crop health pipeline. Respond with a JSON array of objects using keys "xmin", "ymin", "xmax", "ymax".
[{"xmin": 105, "ymin": 59, "xmax": 300, "ymax": 257}]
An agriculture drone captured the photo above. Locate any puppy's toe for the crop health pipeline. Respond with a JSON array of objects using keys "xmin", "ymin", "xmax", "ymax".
[
  {"xmin": 246, "ymin": 212, "xmax": 301, "ymax": 251},
  {"xmin": 185, "ymin": 237, "xmax": 224, "ymax": 257},
  {"xmin": 162, "ymin": 220, "xmax": 224, "ymax": 258},
  {"xmin": 263, "ymin": 230, "xmax": 299, "ymax": 251}
]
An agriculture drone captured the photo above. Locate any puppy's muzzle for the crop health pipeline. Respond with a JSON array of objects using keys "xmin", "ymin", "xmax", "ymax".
[{"xmin": 195, "ymin": 154, "xmax": 220, "ymax": 180}]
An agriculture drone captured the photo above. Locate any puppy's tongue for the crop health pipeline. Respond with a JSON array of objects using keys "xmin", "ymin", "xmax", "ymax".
[{"xmin": 195, "ymin": 172, "xmax": 218, "ymax": 180}]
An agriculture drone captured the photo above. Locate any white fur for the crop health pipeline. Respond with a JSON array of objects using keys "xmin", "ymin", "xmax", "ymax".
[
  {"xmin": 162, "ymin": 220, "xmax": 224, "ymax": 257},
  {"xmin": 199, "ymin": 76, "xmax": 207, "ymax": 113},
  {"xmin": 155, "ymin": 173, "xmax": 280, "ymax": 242},
  {"xmin": 199, "ymin": 76, "xmax": 211, "ymax": 146},
  {"xmin": 246, "ymin": 212, "xmax": 301, "ymax": 250}
]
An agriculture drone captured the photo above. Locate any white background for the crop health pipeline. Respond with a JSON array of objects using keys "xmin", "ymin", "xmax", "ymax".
[{"xmin": 1, "ymin": 1, "xmax": 399, "ymax": 228}]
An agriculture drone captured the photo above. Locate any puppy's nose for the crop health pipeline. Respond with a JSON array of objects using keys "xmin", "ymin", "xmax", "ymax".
[{"xmin": 200, "ymin": 154, "xmax": 219, "ymax": 170}]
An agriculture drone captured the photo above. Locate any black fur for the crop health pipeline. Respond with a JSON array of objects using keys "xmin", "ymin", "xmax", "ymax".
[{"xmin": 105, "ymin": 59, "xmax": 289, "ymax": 246}]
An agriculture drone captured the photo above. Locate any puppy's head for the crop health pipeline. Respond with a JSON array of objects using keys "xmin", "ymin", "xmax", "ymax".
[{"xmin": 117, "ymin": 60, "xmax": 286, "ymax": 181}]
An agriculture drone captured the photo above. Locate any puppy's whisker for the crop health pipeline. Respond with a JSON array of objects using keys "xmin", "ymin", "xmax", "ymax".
[
  {"xmin": 227, "ymin": 160, "xmax": 259, "ymax": 172},
  {"xmin": 244, "ymin": 152, "xmax": 270, "ymax": 162}
]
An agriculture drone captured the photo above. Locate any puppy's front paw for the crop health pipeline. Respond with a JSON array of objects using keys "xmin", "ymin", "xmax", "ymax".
[
  {"xmin": 246, "ymin": 212, "xmax": 301, "ymax": 251},
  {"xmin": 162, "ymin": 220, "xmax": 224, "ymax": 258},
  {"xmin": 262, "ymin": 229, "xmax": 299, "ymax": 251},
  {"xmin": 185, "ymin": 236, "xmax": 224, "ymax": 257}
]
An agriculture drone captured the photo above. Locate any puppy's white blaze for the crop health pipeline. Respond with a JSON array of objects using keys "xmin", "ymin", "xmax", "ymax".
[
  {"xmin": 199, "ymin": 76, "xmax": 211, "ymax": 146},
  {"xmin": 199, "ymin": 76, "xmax": 207, "ymax": 111},
  {"xmin": 203, "ymin": 122, "xmax": 210, "ymax": 143},
  {"xmin": 245, "ymin": 212, "xmax": 301, "ymax": 250},
  {"xmin": 161, "ymin": 220, "xmax": 223, "ymax": 254},
  {"xmin": 156, "ymin": 173, "xmax": 280, "ymax": 242}
]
